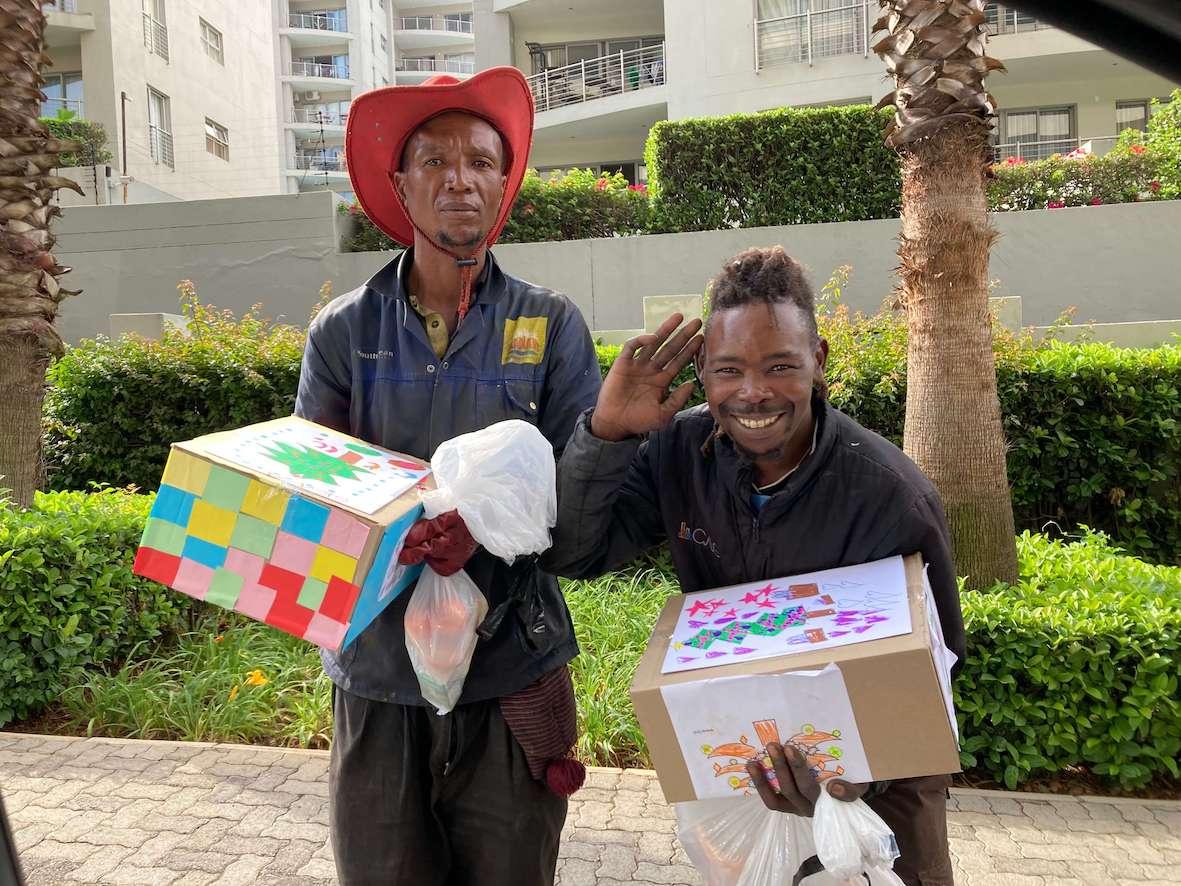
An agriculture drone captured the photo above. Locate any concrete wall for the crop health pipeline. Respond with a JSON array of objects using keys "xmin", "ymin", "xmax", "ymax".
[{"xmin": 53, "ymin": 192, "xmax": 1181, "ymax": 345}]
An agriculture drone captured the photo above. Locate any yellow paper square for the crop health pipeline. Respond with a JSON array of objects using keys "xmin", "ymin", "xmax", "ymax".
[
  {"xmin": 240, "ymin": 479, "xmax": 287, "ymax": 525},
  {"xmin": 161, "ymin": 450, "xmax": 212, "ymax": 496},
  {"xmin": 501, "ymin": 315, "xmax": 549, "ymax": 365},
  {"xmin": 309, "ymin": 546, "xmax": 357, "ymax": 584},
  {"xmin": 187, "ymin": 500, "xmax": 237, "ymax": 547}
]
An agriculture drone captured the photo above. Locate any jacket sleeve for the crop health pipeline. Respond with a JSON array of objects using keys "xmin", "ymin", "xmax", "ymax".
[
  {"xmin": 540, "ymin": 412, "xmax": 668, "ymax": 580},
  {"xmin": 539, "ymin": 298, "xmax": 602, "ymax": 458},
  {"xmin": 294, "ymin": 311, "xmax": 351, "ymax": 435},
  {"xmin": 867, "ymin": 490, "xmax": 966, "ymax": 668}
]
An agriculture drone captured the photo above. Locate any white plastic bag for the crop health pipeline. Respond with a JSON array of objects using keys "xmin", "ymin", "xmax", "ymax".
[
  {"xmin": 404, "ymin": 420, "xmax": 557, "ymax": 713},
  {"xmin": 813, "ymin": 790, "xmax": 904, "ymax": 885}
]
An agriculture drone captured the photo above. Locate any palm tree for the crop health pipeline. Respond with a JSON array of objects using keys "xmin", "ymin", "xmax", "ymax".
[
  {"xmin": 0, "ymin": 1, "xmax": 82, "ymax": 506},
  {"xmin": 873, "ymin": 0, "xmax": 1018, "ymax": 587}
]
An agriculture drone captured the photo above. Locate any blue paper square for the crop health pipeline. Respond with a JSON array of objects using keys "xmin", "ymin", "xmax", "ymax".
[
  {"xmin": 281, "ymin": 496, "xmax": 332, "ymax": 543},
  {"xmin": 151, "ymin": 484, "xmax": 196, "ymax": 527},
  {"xmin": 182, "ymin": 535, "xmax": 228, "ymax": 570}
]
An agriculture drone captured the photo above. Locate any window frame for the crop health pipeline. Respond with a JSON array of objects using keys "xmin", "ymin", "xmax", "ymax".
[
  {"xmin": 200, "ymin": 17, "xmax": 224, "ymax": 65},
  {"xmin": 205, "ymin": 117, "xmax": 229, "ymax": 162}
]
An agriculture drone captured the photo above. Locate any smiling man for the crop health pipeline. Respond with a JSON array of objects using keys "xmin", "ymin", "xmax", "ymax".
[
  {"xmin": 543, "ymin": 246, "xmax": 964, "ymax": 885},
  {"xmin": 295, "ymin": 68, "xmax": 601, "ymax": 885}
]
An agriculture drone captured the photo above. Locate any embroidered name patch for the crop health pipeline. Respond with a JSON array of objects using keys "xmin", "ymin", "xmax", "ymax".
[{"xmin": 501, "ymin": 315, "xmax": 548, "ymax": 365}]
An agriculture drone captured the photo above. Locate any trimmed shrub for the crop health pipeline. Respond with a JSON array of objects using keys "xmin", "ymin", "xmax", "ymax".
[
  {"xmin": 643, "ymin": 105, "xmax": 901, "ymax": 233},
  {"xmin": 0, "ymin": 489, "xmax": 195, "ymax": 725},
  {"xmin": 988, "ymin": 150, "xmax": 1164, "ymax": 211},
  {"xmin": 42, "ymin": 111, "xmax": 114, "ymax": 168}
]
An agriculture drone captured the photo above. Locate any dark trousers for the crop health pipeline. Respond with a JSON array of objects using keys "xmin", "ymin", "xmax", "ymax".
[
  {"xmin": 866, "ymin": 774, "xmax": 955, "ymax": 886},
  {"xmin": 329, "ymin": 686, "xmax": 568, "ymax": 886}
]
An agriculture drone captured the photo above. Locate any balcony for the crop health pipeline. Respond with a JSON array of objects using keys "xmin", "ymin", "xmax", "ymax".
[
  {"xmin": 528, "ymin": 43, "xmax": 665, "ymax": 114},
  {"xmin": 755, "ymin": 0, "xmax": 872, "ymax": 69},
  {"xmin": 993, "ymin": 135, "xmax": 1119, "ymax": 163},
  {"xmin": 286, "ymin": 107, "xmax": 348, "ymax": 137},
  {"xmin": 283, "ymin": 60, "xmax": 354, "ymax": 89},
  {"xmin": 395, "ymin": 15, "xmax": 474, "ymax": 50},
  {"xmin": 288, "ymin": 151, "xmax": 349, "ymax": 181},
  {"xmin": 394, "ymin": 56, "xmax": 475, "ymax": 82},
  {"xmin": 984, "ymin": 3, "xmax": 1051, "ymax": 35},
  {"xmin": 282, "ymin": 11, "xmax": 354, "ymax": 48},
  {"xmin": 149, "ymin": 125, "xmax": 174, "ymax": 169},
  {"xmin": 40, "ymin": 96, "xmax": 85, "ymax": 118},
  {"xmin": 142, "ymin": 13, "xmax": 169, "ymax": 62}
]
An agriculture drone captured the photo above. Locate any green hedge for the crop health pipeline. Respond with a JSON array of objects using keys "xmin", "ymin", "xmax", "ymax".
[
  {"xmin": 41, "ymin": 111, "xmax": 114, "ymax": 168},
  {"xmin": 643, "ymin": 105, "xmax": 901, "ymax": 233},
  {"xmin": 988, "ymin": 150, "xmax": 1165, "ymax": 211},
  {"xmin": 0, "ymin": 490, "xmax": 195, "ymax": 725},
  {"xmin": 1116, "ymin": 89, "xmax": 1181, "ymax": 201}
]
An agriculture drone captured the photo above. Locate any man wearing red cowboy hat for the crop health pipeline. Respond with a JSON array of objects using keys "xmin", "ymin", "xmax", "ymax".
[{"xmin": 294, "ymin": 67, "xmax": 601, "ymax": 885}]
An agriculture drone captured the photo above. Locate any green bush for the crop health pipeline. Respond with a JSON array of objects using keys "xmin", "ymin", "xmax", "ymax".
[
  {"xmin": 988, "ymin": 150, "xmax": 1165, "ymax": 211},
  {"xmin": 0, "ymin": 489, "xmax": 194, "ymax": 726},
  {"xmin": 958, "ymin": 530, "xmax": 1180, "ymax": 789},
  {"xmin": 41, "ymin": 110, "xmax": 114, "ymax": 168},
  {"xmin": 1114, "ymin": 89, "xmax": 1181, "ymax": 200},
  {"xmin": 643, "ymin": 105, "xmax": 901, "ymax": 233},
  {"xmin": 340, "ymin": 168, "xmax": 649, "ymax": 251},
  {"xmin": 43, "ymin": 283, "xmax": 308, "ymax": 493}
]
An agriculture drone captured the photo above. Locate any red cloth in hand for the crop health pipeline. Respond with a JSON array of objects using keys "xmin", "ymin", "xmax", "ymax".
[{"xmin": 397, "ymin": 510, "xmax": 478, "ymax": 577}]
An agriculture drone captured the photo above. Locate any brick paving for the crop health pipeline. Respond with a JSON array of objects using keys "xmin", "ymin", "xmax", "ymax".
[{"xmin": 1, "ymin": 732, "xmax": 1179, "ymax": 885}]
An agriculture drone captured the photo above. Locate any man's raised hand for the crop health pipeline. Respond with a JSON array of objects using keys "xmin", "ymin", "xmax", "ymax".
[{"xmin": 590, "ymin": 313, "xmax": 704, "ymax": 443}]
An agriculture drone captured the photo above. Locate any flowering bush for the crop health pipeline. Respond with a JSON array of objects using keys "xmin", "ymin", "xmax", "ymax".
[
  {"xmin": 1113, "ymin": 89, "xmax": 1181, "ymax": 200},
  {"xmin": 988, "ymin": 150, "xmax": 1163, "ymax": 211}
]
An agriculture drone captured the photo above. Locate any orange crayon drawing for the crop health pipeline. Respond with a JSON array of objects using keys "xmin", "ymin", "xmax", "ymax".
[{"xmin": 699, "ymin": 719, "xmax": 846, "ymax": 796}]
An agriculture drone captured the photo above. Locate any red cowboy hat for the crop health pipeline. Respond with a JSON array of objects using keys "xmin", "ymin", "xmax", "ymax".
[{"xmin": 345, "ymin": 66, "xmax": 535, "ymax": 249}]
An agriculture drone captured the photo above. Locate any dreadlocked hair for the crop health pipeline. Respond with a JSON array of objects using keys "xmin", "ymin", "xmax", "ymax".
[{"xmin": 705, "ymin": 246, "xmax": 820, "ymax": 346}]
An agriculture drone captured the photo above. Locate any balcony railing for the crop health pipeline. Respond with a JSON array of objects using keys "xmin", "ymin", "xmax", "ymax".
[
  {"xmin": 527, "ymin": 43, "xmax": 665, "ymax": 113},
  {"xmin": 143, "ymin": 13, "xmax": 169, "ymax": 61},
  {"xmin": 287, "ymin": 11, "xmax": 349, "ymax": 33},
  {"xmin": 290, "ymin": 107, "xmax": 348, "ymax": 126},
  {"xmin": 41, "ymin": 96, "xmax": 84, "ymax": 117},
  {"xmin": 755, "ymin": 1, "xmax": 871, "ymax": 69},
  {"xmin": 289, "ymin": 60, "xmax": 349, "ymax": 79},
  {"xmin": 293, "ymin": 152, "xmax": 347, "ymax": 172},
  {"xmin": 984, "ymin": 3, "xmax": 1051, "ymax": 35},
  {"xmin": 399, "ymin": 15, "xmax": 473, "ymax": 34},
  {"xmin": 993, "ymin": 136, "xmax": 1119, "ymax": 163},
  {"xmin": 396, "ymin": 57, "xmax": 475, "ymax": 74},
  {"xmin": 149, "ymin": 125, "xmax": 174, "ymax": 169},
  {"xmin": 42, "ymin": 0, "xmax": 78, "ymax": 12}
]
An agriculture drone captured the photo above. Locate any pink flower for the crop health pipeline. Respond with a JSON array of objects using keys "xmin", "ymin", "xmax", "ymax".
[
  {"xmin": 595, "ymin": 178, "xmax": 608, "ymax": 191},
  {"xmin": 1130, "ymin": 144, "xmax": 1147, "ymax": 155},
  {"xmin": 1150, "ymin": 180, "xmax": 1162, "ymax": 193},
  {"xmin": 628, "ymin": 183, "xmax": 647, "ymax": 193},
  {"xmin": 1047, "ymin": 200, "xmax": 1066, "ymax": 209},
  {"xmin": 1003, "ymin": 156, "xmax": 1025, "ymax": 166},
  {"xmin": 1089, "ymin": 198, "xmax": 1102, "ymax": 206}
]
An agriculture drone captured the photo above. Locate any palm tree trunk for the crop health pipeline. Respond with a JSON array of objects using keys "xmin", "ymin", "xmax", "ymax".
[
  {"xmin": 898, "ymin": 121, "xmax": 1018, "ymax": 588},
  {"xmin": 0, "ymin": 0, "xmax": 82, "ymax": 507}
]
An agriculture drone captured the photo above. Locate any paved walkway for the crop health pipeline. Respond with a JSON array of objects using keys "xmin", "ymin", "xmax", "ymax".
[{"xmin": 1, "ymin": 733, "xmax": 1179, "ymax": 885}]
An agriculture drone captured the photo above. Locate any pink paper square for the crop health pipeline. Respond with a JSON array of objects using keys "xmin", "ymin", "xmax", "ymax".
[
  {"xmin": 304, "ymin": 612, "xmax": 349, "ymax": 651},
  {"xmin": 224, "ymin": 548, "xmax": 265, "ymax": 585},
  {"xmin": 236, "ymin": 582, "xmax": 277, "ymax": 621},
  {"xmin": 269, "ymin": 531, "xmax": 318, "ymax": 575},
  {"xmin": 173, "ymin": 558, "xmax": 214, "ymax": 600},
  {"xmin": 322, "ymin": 510, "xmax": 371, "ymax": 558}
]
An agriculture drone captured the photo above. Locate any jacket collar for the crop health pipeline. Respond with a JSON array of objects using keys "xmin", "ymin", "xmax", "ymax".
[{"xmin": 364, "ymin": 247, "xmax": 507, "ymax": 309}]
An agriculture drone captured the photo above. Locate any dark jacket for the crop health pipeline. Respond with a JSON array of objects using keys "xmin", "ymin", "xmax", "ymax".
[
  {"xmin": 542, "ymin": 400, "xmax": 966, "ymax": 665},
  {"xmin": 295, "ymin": 249, "xmax": 602, "ymax": 705}
]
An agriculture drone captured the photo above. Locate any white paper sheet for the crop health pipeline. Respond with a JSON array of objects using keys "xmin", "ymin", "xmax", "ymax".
[
  {"xmin": 660, "ymin": 663, "xmax": 871, "ymax": 801},
  {"xmin": 661, "ymin": 557, "xmax": 913, "ymax": 675},
  {"xmin": 922, "ymin": 569, "xmax": 960, "ymax": 744},
  {"xmin": 202, "ymin": 420, "xmax": 430, "ymax": 514}
]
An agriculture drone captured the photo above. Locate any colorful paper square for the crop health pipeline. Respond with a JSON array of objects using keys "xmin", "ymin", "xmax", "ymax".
[
  {"xmin": 297, "ymin": 577, "xmax": 329, "ymax": 610},
  {"xmin": 187, "ymin": 500, "xmax": 237, "ymax": 547},
  {"xmin": 236, "ymin": 582, "xmax": 276, "ymax": 621},
  {"xmin": 230, "ymin": 514, "xmax": 278, "ymax": 559},
  {"xmin": 266, "ymin": 592, "xmax": 316, "ymax": 637},
  {"xmin": 173, "ymin": 558, "xmax": 215, "ymax": 599},
  {"xmin": 320, "ymin": 575, "xmax": 362, "ymax": 622},
  {"xmin": 140, "ymin": 518, "xmax": 187, "ymax": 557},
  {"xmin": 322, "ymin": 510, "xmax": 370, "ymax": 558},
  {"xmin": 241, "ymin": 479, "xmax": 287, "ymax": 525},
  {"xmin": 224, "ymin": 548, "xmax": 265, "ymax": 585},
  {"xmin": 202, "ymin": 466, "xmax": 251, "ymax": 512},
  {"xmin": 309, "ymin": 546, "xmax": 357, "ymax": 585},
  {"xmin": 182, "ymin": 535, "xmax": 228, "ymax": 570},
  {"xmin": 134, "ymin": 547, "xmax": 181, "ymax": 586},
  {"xmin": 281, "ymin": 497, "xmax": 331, "ymax": 543},
  {"xmin": 160, "ymin": 451, "xmax": 211, "ymax": 496},
  {"xmin": 270, "ymin": 531, "xmax": 318, "ymax": 574},
  {"xmin": 206, "ymin": 568, "xmax": 245, "ymax": 609},
  {"xmin": 304, "ymin": 613, "xmax": 349, "ymax": 650},
  {"xmin": 151, "ymin": 484, "xmax": 197, "ymax": 527},
  {"xmin": 259, "ymin": 562, "xmax": 305, "ymax": 597}
]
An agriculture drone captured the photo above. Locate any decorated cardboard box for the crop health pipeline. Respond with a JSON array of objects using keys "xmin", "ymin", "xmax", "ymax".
[
  {"xmin": 133, "ymin": 416, "xmax": 432, "ymax": 653},
  {"xmin": 630, "ymin": 554, "xmax": 960, "ymax": 803}
]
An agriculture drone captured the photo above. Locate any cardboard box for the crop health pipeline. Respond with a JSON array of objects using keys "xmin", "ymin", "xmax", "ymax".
[
  {"xmin": 132, "ymin": 416, "xmax": 432, "ymax": 653},
  {"xmin": 630, "ymin": 554, "xmax": 960, "ymax": 803}
]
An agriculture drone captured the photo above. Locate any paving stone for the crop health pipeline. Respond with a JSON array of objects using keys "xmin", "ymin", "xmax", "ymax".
[
  {"xmin": 560, "ymin": 839, "xmax": 603, "ymax": 862},
  {"xmin": 211, "ymin": 854, "xmax": 274, "ymax": 886},
  {"xmin": 559, "ymin": 857, "xmax": 600, "ymax": 886},
  {"xmin": 597, "ymin": 843, "xmax": 639, "ymax": 880},
  {"xmin": 294, "ymin": 856, "xmax": 338, "ymax": 880},
  {"xmin": 163, "ymin": 850, "xmax": 239, "ymax": 875},
  {"xmin": 634, "ymin": 861, "xmax": 706, "ymax": 883},
  {"xmin": 64, "ymin": 844, "xmax": 135, "ymax": 881},
  {"xmin": 100, "ymin": 866, "xmax": 181, "ymax": 886}
]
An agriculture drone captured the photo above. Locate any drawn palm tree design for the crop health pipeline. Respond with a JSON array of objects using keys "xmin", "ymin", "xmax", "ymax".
[{"xmin": 263, "ymin": 441, "xmax": 371, "ymax": 485}]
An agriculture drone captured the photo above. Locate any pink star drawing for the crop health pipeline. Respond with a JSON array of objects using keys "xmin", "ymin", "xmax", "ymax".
[
  {"xmin": 756, "ymin": 599, "xmax": 776, "ymax": 609},
  {"xmin": 687, "ymin": 598, "xmax": 726, "ymax": 617},
  {"xmin": 741, "ymin": 584, "xmax": 776, "ymax": 605}
]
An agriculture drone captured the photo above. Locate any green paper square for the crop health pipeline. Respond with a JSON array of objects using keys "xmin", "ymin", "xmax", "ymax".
[
  {"xmin": 202, "ymin": 466, "xmax": 251, "ymax": 512},
  {"xmin": 141, "ymin": 518, "xmax": 187, "ymax": 556},
  {"xmin": 231, "ymin": 513, "xmax": 278, "ymax": 558},
  {"xmin": 206, "ymin": 568, "xmax": 244, "ymax": 609},
  {"xmin": 298, "ymin": 577, "xmax": 328, "ymax": 610}
]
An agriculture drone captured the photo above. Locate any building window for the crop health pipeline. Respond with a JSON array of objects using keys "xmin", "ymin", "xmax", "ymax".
[
  {"xmin": 445, "ymin": 53, "xmax": 475, "ymax": 74},
  {"xmin": 142, "ymin": 0, "xmax": 169, "ymax": 61},
  {"xmin": 205, "ymin": 118, "xmax": 229, "ymax": 161},
  {"xmin": 147, "ymin": 86, "xmax": 174, "ymax": 168},
  {"xmin": 200, "ymin": 18, "xmax": 223, "ymax": 64},
  {"xmin": 997, "ymin": 106, "xmax": 1076, "ymax": 161},
  {"xmin": 443, "ymin": 12, "xmax": 472, "ymax": 34},
  {"xmin": 1116, "ymin": 98, "xmax": 1169, "ymax": 134},
  {"xmin": 755, "ymin": 0, "xmax": 868, "ymax": 69},
  {"xmin": 41, "ymin": 71, "xmax": 84, "ymax": 117}
]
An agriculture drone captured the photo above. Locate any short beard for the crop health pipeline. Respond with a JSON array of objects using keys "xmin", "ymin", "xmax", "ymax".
[
  {"xmin": 731, "ymin": 439, "xmax": 787, "ymax": 463},
  {"xmin": 438, "ymin": 229, "xmax": 483, "ymax": 249}
]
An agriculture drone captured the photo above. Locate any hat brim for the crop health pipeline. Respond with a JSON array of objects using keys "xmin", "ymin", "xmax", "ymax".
[{"xmin": 345, "ymin": 66, "xmax": 535, "ymax": 248}]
